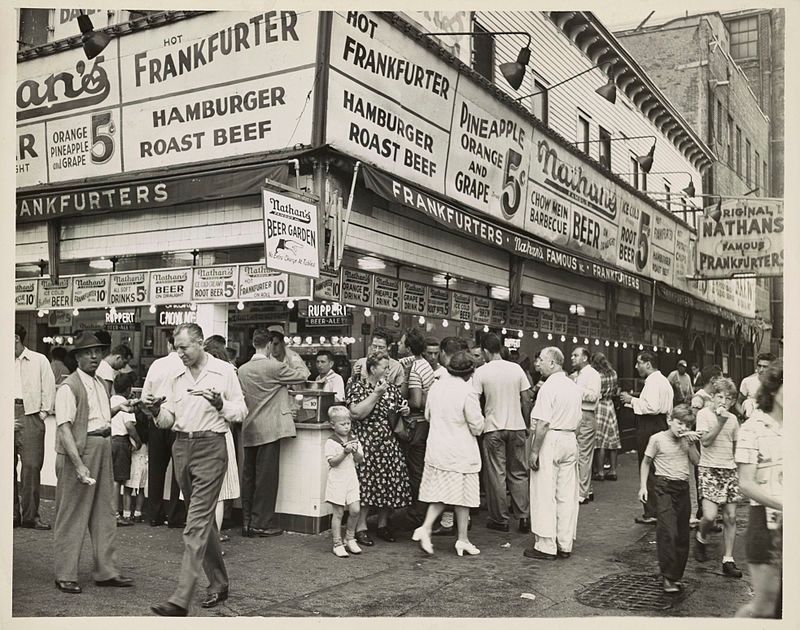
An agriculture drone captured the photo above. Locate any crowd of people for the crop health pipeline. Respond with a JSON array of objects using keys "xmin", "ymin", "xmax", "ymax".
[{"xmin": 13, "ymin": 320, "xmax": 782, "ymax": 617}]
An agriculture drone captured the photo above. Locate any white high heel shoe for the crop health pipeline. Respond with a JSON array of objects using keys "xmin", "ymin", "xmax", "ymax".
[
  {"xmin": 412, "ymin": 527, "xmax": 434, "ymax": 555},
  {"xmin": 455, "ymin": 540, "xmax": 480, "ymax": 556}
]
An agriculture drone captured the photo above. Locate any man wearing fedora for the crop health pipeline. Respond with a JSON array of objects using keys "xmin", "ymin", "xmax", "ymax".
[
  {"xmin": 14, "ymin": 323, "xmax": 55, "ymax": 530},
  {"xmin": 53, "ymin": 331, "xmax": 135, "ymax": 594}
]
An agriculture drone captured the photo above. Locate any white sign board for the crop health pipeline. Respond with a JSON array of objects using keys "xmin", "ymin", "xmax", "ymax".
[{"xmin": 262, "ymin": 189, "xmax": 319, "ymax": 278}]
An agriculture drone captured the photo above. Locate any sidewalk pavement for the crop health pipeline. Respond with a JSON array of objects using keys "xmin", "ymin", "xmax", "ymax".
[{"xmin": 11, "ymin": 452, "xmax": 753, "ymax": 617}]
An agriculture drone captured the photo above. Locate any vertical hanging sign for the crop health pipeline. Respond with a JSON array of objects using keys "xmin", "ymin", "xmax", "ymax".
[{"xmin": 263, "ymin": 188, "xmax": 320, "ymax": 279}]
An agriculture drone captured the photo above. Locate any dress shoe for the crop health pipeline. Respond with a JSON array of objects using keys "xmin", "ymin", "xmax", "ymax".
[
  {"xmin": 344, "ymin": 539, "xmax": 362, "ymax": 554},
  {"xmin": 634, "ymin": 516, "xmax": 657, "ymax": 525},
  {"xmin": 557, "ymin": 550, "xmax": 572, "ymax": 559},
  {"xmin": 592, "ymin": 472, "xmax": 605, "ymax": 481},
  {"xmin": 133, "ymin": 514, "xmax": 144, "ymax": 523},
  {"xmin": 332, "ymin": 544, "xmax": 349, "ymax": 558},
  {"xmin": 22, "ymin": 519, "xmax": 51, "ymax": 530},
  {"xmin": 354, "ymin": 530, "xmax": 374, "ymax": 546},
  {"xmin": 523, "ymin": 547, "xmax": 557, "ymax": 561},
  {"xmin": 454, "ymin": 540, "xmax": 480, "ymax": 556},
  {"xmin": 694, "ymin": 538, "xmax": 708, "ymax": 563},
  {"xmin": 201, "ymin": 590, "xmax": 228, "ymax": 608},
  {"xmin": 431, "ymin": 524, "xmax": 455, "ymax": 536},
  {"xmin": 376, "ymin": 526, "xmax": 395, "ymax": 542},
  {"xmin": 411, "ymin": 527, "xmax": 433, "ymax": 555},
  {"xmin": 588, "ymin": 492, "xmax": 595, "ymax": 502},
  {"xmin": 518, "ymin": 518, "xmax": 530, "ymax": 533},
  {"xmin": 55, "ymin": 580, "xmax": 82, "ymax": 594},
  {"xmin": 662, "ymin": 578, "xmax": 683, "ymax": 594},
  {"xmin": 722, "ymin": 560, "xmax": 743, "ymax": 578},
  {"xmin": 150, "ymin": 519, "xmax": 166, "ymax": 527},
  {"xmin": 117, "ymin": 516, "xmax": 134, "ymax": 527},
  {"xmin": 250, "ymin": 527, "xmax": 283, "ymax": 537},
  {"xmin": 151, "ymin": 601, "xmax": 188, "ymax": 617},
  {"xmin": 167, "ymin": 521, "xmax": 186, "ymax": 529},
  {"xmin": 605, "ymin": 472, "xmax": 618, "ymax": 481},
  {"xmin": 219, "ymin": 533, "xmax": 231, "ymax": 543},
  {"xmin": 486, "ymin": 521, "xmax": 509, "ymax": 533},
  {"xmin": 95, "ymin": 576, "xmax": 134, "ymax": 587}
]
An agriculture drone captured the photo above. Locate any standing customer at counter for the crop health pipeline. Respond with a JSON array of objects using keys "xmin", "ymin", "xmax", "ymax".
[
  {"xmin": 145, "ymin": 323, "xmax": 247, "ymax": 616},
  {"xmin": 239, "ymin": 329, "xmax": 310, "ymax": 538},
  {"xmin": 315, "ymin": 350, "xmax": 345, "ymax": 402}
]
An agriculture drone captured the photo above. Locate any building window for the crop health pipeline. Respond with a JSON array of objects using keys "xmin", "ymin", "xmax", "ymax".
[
  {"xmin": 18, "ymin": 8, "xmax": 50, "ymax": 49},
  {"xmin": 716, "ymin": 100, "xmax": 723, "ymax": 145},
  {"xmin": 746, "ymin": 139, "xmax": 752, "ymax": 186},
  {"xmin": 471, "ymin": 21, "xmax": 495, "ymax": 82},
  {"xmin": 763, "ymin": 161, "xmax": 768, "ymax": 195},
  {"xmin": 630, "ymin": 157, "xmax": 639, "ymax": 189},
  {"xmin": 577, "ymin": 112, "xmax": 590, "ymax": 154},
  {"xmin": 729, "ymin": 16, "xmax": 758, "ymax": 59},
  {"xmin": 736, "ymin": 126, "xmax": 742, "ymax": 176},
  {"xmin": 598, "ymin": 127, "xmax": 611, "ymax": 170},
  {"xmin": 532, "ymin": 79, "xmax": 549, "ymax": 126},
  {"xmin": 727, "ymin": 115, "xmax": 734, "ymax": 166},
  {"xmin": 755, "ymin": 151, "xmax": 760, "ymax": 190},
  {"xmin": 664, "ymin": 182, "xmax": 672, "ymax": 212}
]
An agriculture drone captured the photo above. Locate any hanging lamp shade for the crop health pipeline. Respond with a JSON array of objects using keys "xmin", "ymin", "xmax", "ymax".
[
  {"xmin": 78, "ymin": 12, "xmax": 110, "ymax": 59},
  {"xmin": 682, "ymin": 178, "xmax": 696, "ymax": 197},
  {"xmin": 499, "ymin": 46, "xmax": 530, "ymax": 90},
  {"xmin": 705, "ymin": 197, "xmax": 723, "ymax": 222},
  {"xmin": 636, "ymin": 141, "xmax": 656, "ymax": 174},
  {"xmin": 595, "ymin": 77, "xmax": 617, "ymax": 104}
]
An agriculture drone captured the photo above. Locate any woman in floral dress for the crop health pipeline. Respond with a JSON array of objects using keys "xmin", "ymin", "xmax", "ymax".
[
  {"xmin": 591, "ymin": 352, "xmax": 621, "ymax": 481},
  {"xmin": 347, "ymin": 350, "xmax": 412, "ymax": 546}
]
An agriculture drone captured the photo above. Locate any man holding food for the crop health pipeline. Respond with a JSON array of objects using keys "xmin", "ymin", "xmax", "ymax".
[{"xmin": 144, "ymin": 323, "xmax": 247, "ymax": 616}]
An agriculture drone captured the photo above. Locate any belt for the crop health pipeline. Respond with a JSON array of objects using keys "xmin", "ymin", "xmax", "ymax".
[
  {"xmin": 86, "ymin": 428, "xmax": 111, "ymax": 438},
  {"xmin": 551, "ymin": 428, "xmax": 575, "ymax": 432},
  {"xmin": 14, "ymin": 398, "xmax": 24, "ymax": 404},
  {"xmin": 174, "ymin": 430, "xmax": 225, "ymax": 440}
]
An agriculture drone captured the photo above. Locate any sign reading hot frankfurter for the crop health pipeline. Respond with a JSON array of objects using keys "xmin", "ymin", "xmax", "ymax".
[
  {"xmin": 696, "ymin": 199, "xmax": 784, "ymax": 278},
  {"xmin": 262, "ymin": 189, "xmax": 319, "ymax": 278},
  {"xmin": 72, "ymin": 275, "xmax": 110, "ymax": 309}
]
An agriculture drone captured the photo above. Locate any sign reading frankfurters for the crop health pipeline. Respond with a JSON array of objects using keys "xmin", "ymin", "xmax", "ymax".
[
  {"xmin": 72, "ymin": 275, "xmax": 110, "ymax": 309},
  {"xmin": 238, "ymin": 265, "xmax": 288, "ymax": 300},
  {"xmin": 262, "ymin": 189, "xmax": 319, "ymax": 278},
  {"xmin": 696, "ymin": 199, "xmax": 784, "ymax": 278}
]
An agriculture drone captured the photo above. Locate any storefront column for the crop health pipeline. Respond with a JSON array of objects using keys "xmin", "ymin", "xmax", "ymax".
[{"xmin": 195, "ymin": 303, "xmax": 228, "ymax": 340}]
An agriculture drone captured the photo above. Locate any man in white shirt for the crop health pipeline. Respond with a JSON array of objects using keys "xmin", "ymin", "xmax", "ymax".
[
  {"xmin": 142, "ymin": 334, "xmax": 186, "ymax": 528},
  {"xmin": 96, "ymin": 345, "xmax": 132, "ymax": 396},
  {"xmin": 351, "ymin": 330, "xmax": 407, "ymax": 396},
  {"xmin": 737, "ymin": 352, "xmax": 774, "ymax": 418},
  {"xmin": 570, "ymin": 347, "xmax": 601, "ymax": 504},
  {"xmin": 145, "ymin": 323, "xmax": 247, "ymax": 616},
  {"xmin": 315, "ymin": 350, "xmax": 345, "ymax": 402},
  {"xmin": 472, "ymin": 333, "xmax": 533, "ymax": 533},
  {"xmin": 620, "ymin": 351, "xmax": 674, "ymax": 524},
  {"xmin": 524, "ymin": 346, "xmax": 582, "ymax": 560},
  {"xmin": 667, "ymin": 360, "xmax": 694, "ymax": 406},
  {"xmin": 14, "ymin": 324, "xmax": 55, "ymax": 530}
]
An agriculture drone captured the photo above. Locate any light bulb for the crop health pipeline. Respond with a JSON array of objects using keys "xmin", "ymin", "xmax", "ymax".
[
  {"xmin": 332, "ymin": 336, "xmax": 340, "ymax": 344},
  {"xmin": 293, "ymin": 336, "xmax": 302, "ymax": 344},
  {"xmin": 54, "ymin": 335, "xmax": 63, "ymax": 345},
  {"xmin": 560, "ymin": 335, "xmax": 566, "ymax": 342},
  {"xmin": 666, "ymin": 347, "xmax": 670, "ymax": 353},
  {"xmin": 653, "ymin": 346, "xmax": 658, "ymax": 352},
  {"xmin": 594, "ymin": 339, "xmax": 600, "ymax": 346},
  {"xmin": 418, "ymin": 316, "xmax": 425, "ymax": 325},
  {"xmin": 287, "ymin": 299, "xmax": 295, "ymax": 310},
  {"xmin": 501, "ymin": 328, "xmax": 507, "ymax": 335},
  {"xmin": 622, "ymin": 342, "xmax": 628, "ymax": 349},
  {"xmin": 547, "ymin": 333, "xmax": 552, "ymax": 340},
  {"xmin": 483, "ymin": 325, "xmax": 489, "ymax": 333},
  {"xmin": 283, "ymin": 336, "xmax": 290, "ymax": 344},
  {"xmin": 392, "ymin": 312, "xmax": 399, "ymax": 321},
  {"xmin": 518, "ymin": 330, "xmax": 524, "ymax": 338},
  {"xmin": 72, "ymin": 308, "xmax": 79, "ymax": 316},
  {"xmin": 464, "ymin": 322, "xmax": 470, "ymax": 330},
  {"xmin": 67, "ymin": 336, "xmax": 73, "ymax": 344},
  {"xmin": 364, "ymin": 307, "xmax": 371, "ymax": 317},
  {"xmin": 149, "ymin": 305, "xmax": 156, "ymax": 314},
  {"xmin": 43, "ymin": 309, "xmax": 49, "ymax": 315},
  {"xmin": 584, "ymin": 338, "xmax": 589, "ymax": 345},
  {"xmin": 572, "ymin": 336, "xmax": 578, "ymax": 344},
  {"xmin": 639, "ymin": 344, "xmax": 644, "ymax": 351},
  {"xmin": 237, "ymin": 301, "xmax": 245, "ymax": 310},
  {"xmin": 604, "ymin": 340, "xmax": 610, "ymax": 347},
  {"xmin": 305, "ymin": 336, "xmax": 313, "ymax": 344},
  {"xmin": 295, "ymin": 394, "xmax": 303, "ymax": 402},
  {"xmin": 37, "ymin": 310, "xmax": 44, "ymax": 318},
  {"xmin": 533, "ymin": 331, "xmax": 539, "ymax": 339},
  {"xmin": 677, "ymin": 349, "xmax": 682, "ymax": 355},
  {"xmin": 614, "ymin": 341, "xmax": 619, "ymax": 348},
  {"xmin": 320, "ymin": 336, "xmax": 327, "ymax": 344},
  {"xmin": 442, "ymin": 319, "xmax": 449, "ymax": 328}
]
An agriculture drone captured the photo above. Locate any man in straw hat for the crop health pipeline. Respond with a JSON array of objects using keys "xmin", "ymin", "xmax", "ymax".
[{"xmin": 53, "ymin": 331, "xmax": 136, "ymax": 594}]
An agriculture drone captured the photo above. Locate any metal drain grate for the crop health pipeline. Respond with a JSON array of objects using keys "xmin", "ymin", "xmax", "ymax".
[{"xmin": 576, "ymin": 573, "xmax": 688, "ymax": 612}]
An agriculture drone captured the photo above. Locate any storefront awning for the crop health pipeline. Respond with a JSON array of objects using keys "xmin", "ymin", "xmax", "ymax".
[{"xmin": 362, "ymin": 165, "xmax": 652, "ymax": 297}]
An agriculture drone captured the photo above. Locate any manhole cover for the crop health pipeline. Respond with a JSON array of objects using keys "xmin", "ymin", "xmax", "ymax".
[{"xmin": 576, "ymin": 573, "xmax": 690, "ymax": 611}]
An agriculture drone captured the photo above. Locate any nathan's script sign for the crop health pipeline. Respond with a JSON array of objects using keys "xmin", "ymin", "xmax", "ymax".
[
  {"xmin": 263, "ymin": 189, "xmax": 319, "ymax": 278},
  {"xmin": 238, "ymin": 265, "xmax": 289, "ymax": 300},
  {"xmin": 15, "ymin": 278, "xmax": 38, "ymax": 310},
  {"xmin": 341, "ymin": 268, "xmax": 373, "ymax": 306},
  {"xmin": 72, "ymin": 275, "xmax": 110, "ymax": 309},
  {"xmin": 109, "ymin": 271, "xmax": 150, "ymax": 306},
  {"xmin": 192, "ymin": 265, "xmax": 238, "ymax": 302},
  {"xmin": 373, "ymin": 275, "xmax": 401, "ymax": 311},
  {"xmin": 314, "ymin": 269, "xmax": 342, "ymax": 301},
  {"xmin": 37, "ymin": 278, "xmax": 73, "ymax": 309},
  {"xmin": 149, "ymin": 268, "xmax": 193, "ymax": 305},
  {"xmin": 696, "ymin": 199, "xmax": 784, "ymax": 278}
]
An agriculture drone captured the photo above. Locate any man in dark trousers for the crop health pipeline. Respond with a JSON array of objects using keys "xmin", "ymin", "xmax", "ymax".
[
  {"xmin": 53, "ymin": 332, "xmax": 134, "ymax": 593},
  {"xmin": 141, "ymin": 333, "xmax": 186, "ymax": 528},
  {"xmin": 146, "ymin": 323, "xmax": 247, "ymax": 616},
  {"xmin": 238, "ymin": 329, "xmax": 309, "ymax": 537}
]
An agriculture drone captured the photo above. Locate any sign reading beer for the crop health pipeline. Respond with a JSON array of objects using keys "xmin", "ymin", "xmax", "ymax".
[
  {"xmin": 696, "ymin": 199, "xmax": 784, "ymax": 278},
  {"xmin": 303, "ymin": 302, "xmax": 352, "ymax": 327},
  {"xmin": 192, "ymin": 265, "xmax": 238, "ymax": 302},
  {"xmin": 156, "ymin": 304, "xmax": 198, "ymax": 328},
  {"xmin": 341, "ymin": 268, "xmax": 373, "ymax": 306},
  {"xmin": 149, "ymin": 268, "xmax": 193, "ymax": 305},
  {"xmin": 401, "ymin": 281, "xmax": 427, "ymax": 315},
  {"xmin": 237, "ymin": 265, "xmax": 288, "ymax": 300},
  {"xmin": 37, "ymin": 277, "xmax": 73, "ymax": 309},
  {"xmin": 262, "ymin": 189, "xmax": 319, "ymax": 279},
  {"xmin": 15, "ymin": 278, "xmax": 38, "ymax": 311},
  {"xmin": 72, "ymin": 275, "xmax": 110, "ymax": 309},
  {"xmin": 109, "ymin": 271, "xmax": 149, "ymax": 306},
  {"xmin": 373, "ymin": 275, "xmax": 401, "ymax": 311},
  {"xmin": 426, "ymin": 286, "xmax": 450, "ymax": 318},
  {"xmin": 450, "ymin": 292, "xmax": 472, "ymax": 321}
]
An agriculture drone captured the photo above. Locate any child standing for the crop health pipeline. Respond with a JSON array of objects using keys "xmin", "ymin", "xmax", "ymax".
[
  {"xmin": 694, "ymin": 377, "xmax": 742, "ymax": 577},
  {"xmin": 111, "ymin": 373, "xmax": 142, "ymax": 526},
  {"xmin": 638, "ymin": 404, "xmax": 701, "ymax": 593},
  {"xmin": 125, "ymin": 406, "xmax": 149, "ymax": 522},
  {"xmin": 325, "ymin": 406, "xmax": 364, "ymax": 558}
]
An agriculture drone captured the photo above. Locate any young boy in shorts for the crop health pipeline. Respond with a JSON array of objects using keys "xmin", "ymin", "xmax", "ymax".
[
  {"xmin": 694, "ymin": 377, "xmax": 742, "ymax": 577},
  {"xmin": 638, "ymin": 404, "xmax": 701, "ymax": 593},
  {"xmin": 110, "ymin": 373, "xmax": 142, "ymax": 526}
]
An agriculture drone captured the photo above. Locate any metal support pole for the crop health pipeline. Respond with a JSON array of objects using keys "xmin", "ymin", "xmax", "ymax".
[{"xmin": 336, "ymin": 161, "xmax": 361, "ymax": 269}]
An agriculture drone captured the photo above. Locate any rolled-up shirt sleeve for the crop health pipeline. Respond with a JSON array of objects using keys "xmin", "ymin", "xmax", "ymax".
[
  {"xmin": 220, "ymin": 367, "xmax": 247, "ymax": 424},
  {"xmin": 631, "ymin": 380, "xmax": 664, "ymax": 415},
  {"xmin": 54, "ymin": 385, "xmax": 77, "ymax": 427}
]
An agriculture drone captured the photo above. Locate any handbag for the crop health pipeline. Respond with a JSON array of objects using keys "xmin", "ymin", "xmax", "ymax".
[{"xmin": 390, "ymin": 412, "xmax": 415, "ymax": 442}]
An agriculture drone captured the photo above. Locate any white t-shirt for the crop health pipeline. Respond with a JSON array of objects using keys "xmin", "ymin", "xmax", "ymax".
[
  {"xmin": 696, "ymin": 407, "xmax": 738, "ymax": 469},
  {"xmin": 739, "ymin": 372, "xmax": 761, "ymax": 400},
  {"xmin": 530, "ymin": 371, "xmax": 581, "ymax": 431},
  {"xmin": 110, "ymin": 394, "xmax": 135, "ymax": 437},
  {"xmin": 472, "ymin": 359, "xmax": 530, "ymax": 432}
]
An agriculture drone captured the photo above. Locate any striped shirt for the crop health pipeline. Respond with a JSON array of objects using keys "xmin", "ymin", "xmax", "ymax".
[
  {"xmin": 408, "ymin": 357, "xmax": 435, "ymax": 420},
  {"xmin": 645, "ymin": 431, "xmax": 692, "ymax": 481},
  {"xmin": 696, "ymin": 407, "xmax": 738, "ymax": 469}
]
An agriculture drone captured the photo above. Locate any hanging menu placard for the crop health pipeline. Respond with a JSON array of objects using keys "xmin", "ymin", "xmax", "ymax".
[
  {"xmin": 508, "ymin": 305, "xmax": 525, "ymax": 329},
  {"xmin": 553, "ymin": 313, "xmax": 568, "ymax": 335},
  {"xmin": 192, "ymin": 265, "xmax": 238, "ymax": 302},
  {"xmin": 490, "ymin": 300, "xmax": 507, "ymax": 327},
  {"xmin": 314, "ymin": 269, "xmax": 342, "ymax": 301},
  {"xmin": 426, "ymin": 286, "xmax": 450, "ymax": 318},
  {"xmin": 110, "ymin": 271, "xmax": 149, "ymax": 306},
  {"xmin": 15, "ymin": 278, "xmax": 38, "ymax": 311},
  {"xmin": 472, "ymin": 296, "xmax": 491, "ymax": 324},
  {"xmin": 341, "ymin": 269, "xmax": 373, "ymax": 306},
  {"xmin": 577, "ymin": 318, "xmax": 591, "ymax": 337},
  {"xmin": 149, "ymin": 268, "xmax": 193, "ymax": 305},
  {"xmin": 373, "ymin": 275, "xmax": 401, "ymax": 311},
  {"xmin": 72, "ymin": 275, "xmax": 110, "ymax": 309},
  {"xmin": 450, "ymin": 292, "xmax": 472, "ymax": 321},
  {"xmin": 539, "ymin": 310, "xmax": 555, "ymax": 333},
  {"xmin": 37, "ymin": 277, "xmax": 73, "ymax": 309},
  {"xmin": 401, "ymin": 281, "xmax": 427, "ymax": 314},
  {"xmin": 523, "ymin": 306, "xmax": 540, "ymax": 330},
  {"xmin": 589, "ymin": 320, "xmax": 602, "ymax": 338},
  {"xmin": 238, "ymin": 265, "xmax": 289, "ymax": 300}
]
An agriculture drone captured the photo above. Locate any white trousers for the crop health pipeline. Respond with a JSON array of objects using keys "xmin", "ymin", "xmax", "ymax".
[{"xmin": 530, "ymin": 430, "xmax": 579, "ymax": 554}]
